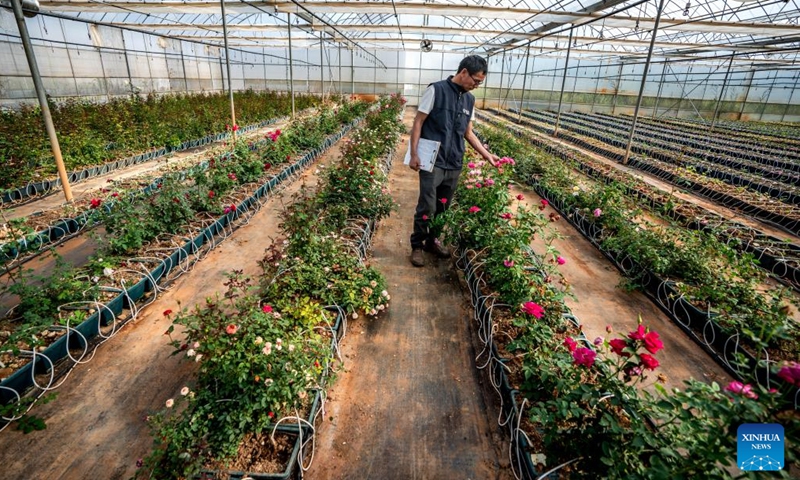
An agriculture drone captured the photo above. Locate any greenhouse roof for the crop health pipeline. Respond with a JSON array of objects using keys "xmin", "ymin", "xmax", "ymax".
[{"xmin": 30, "ymin": 0, "xmax": 800, "ymax": 65}]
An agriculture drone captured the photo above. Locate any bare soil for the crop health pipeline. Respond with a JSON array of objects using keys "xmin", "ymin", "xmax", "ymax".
[{"xmin": 305, "ymin": 109, "xmax": 512, "ymax": 480}]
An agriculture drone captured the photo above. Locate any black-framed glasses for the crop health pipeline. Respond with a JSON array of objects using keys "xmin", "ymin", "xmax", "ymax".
[{"xmin": 470, "ymin": 75, "xmax": 484, "ymax": 86}]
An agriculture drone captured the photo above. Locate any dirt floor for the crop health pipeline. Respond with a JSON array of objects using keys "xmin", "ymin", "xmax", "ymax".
[
  {"xmin": 305, "ymin": 109, "xmax": 511, "ymax": 479},
  {"xmin": 0, "ymin": 123, "xmax": 343, "ymax": 480}
]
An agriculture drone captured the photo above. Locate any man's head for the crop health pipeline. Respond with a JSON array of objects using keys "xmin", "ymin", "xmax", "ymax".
[{"xmin": 453, "ymin": 55, "xmax": 487, "ymax": 91}]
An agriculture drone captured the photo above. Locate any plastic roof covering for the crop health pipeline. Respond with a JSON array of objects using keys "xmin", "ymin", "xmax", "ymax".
[{"xmin": 33, "ymin": 0, "xmax": 800, "ymax": 66}]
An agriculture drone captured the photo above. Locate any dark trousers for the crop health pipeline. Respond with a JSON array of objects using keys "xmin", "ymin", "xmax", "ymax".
[{"xmin": 410, "ymin": 166, "xmax": 461, "ymax": 249}]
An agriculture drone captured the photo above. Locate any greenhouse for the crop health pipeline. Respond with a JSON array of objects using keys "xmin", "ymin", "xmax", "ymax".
[{"xmin": 0, "ymin": 0, "xmax": 799, "ymax": 477}]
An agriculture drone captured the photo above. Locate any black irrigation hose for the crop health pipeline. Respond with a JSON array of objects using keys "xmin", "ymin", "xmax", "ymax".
[
  {"xmin": 479, "ymin": 111, "xmax": 800, "ymax": 291},
  {"xmin": 520, "ymin": 109, "xmax": 800, "ymax": 204},
  {"xmin": 489, "ymin": 109, "xmax": 800, "ymax": 237}
]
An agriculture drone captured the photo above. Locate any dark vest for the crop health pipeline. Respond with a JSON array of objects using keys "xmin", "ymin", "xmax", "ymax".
[{"xmin": 420, "ymin": 76, "xmax": 475, "ymax": 170}]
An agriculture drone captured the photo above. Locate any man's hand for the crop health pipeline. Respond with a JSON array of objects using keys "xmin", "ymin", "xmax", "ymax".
[
  {"xmin": 409, "ymin": 153, "xmax": 421, "ymax": 171},
  {"xmin": 484, "ymin": 153, "xmax": 500, "ymax": 168}
]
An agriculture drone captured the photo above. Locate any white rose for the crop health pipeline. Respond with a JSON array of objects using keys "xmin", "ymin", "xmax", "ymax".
[{"xmin": 180, "ymin": 387, "xmax": 189, "ymax": 396}]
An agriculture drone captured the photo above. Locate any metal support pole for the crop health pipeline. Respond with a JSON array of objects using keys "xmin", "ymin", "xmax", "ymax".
[
  {"xmin": 11, "ymin": 0, "xmax": 73, "ymax": 202},
  {"xmin": 351, "ymin": 48, "xmax": 355, "ymax": 96},
  {"xmin": 319, "ymin": 33, "xmax": 324, "ymax": 100},
  {"xmin": 498, "ymin": 51, "xmax": 506, "ymax": 109},
  {"xmin": 219, "ymin": 56, "xmax": 225, "ymax": 93},
  {"xmin": 623, "ymin": 0, "xmax": 666, "ymax": 164},
  {"xmin": 760, "ymin": 70, "xmax": 777, "ymax": 122},
  {"xmin": 652, "ymin": 63, "xmax": 666, "ymax": 118},
  {"xmin": 180, "ymin": 45, "xmax": 188, "ymax": 92},
  {"xmin": 220, "ymin": 0, "xmax": 237, "ymax": 141},
  {"xmin": 338, "ymin": 46, "xmax": 343, "ymax": 95},
  {"xmin": 482, "ymin": 55, "xmax": 491, "ymax": 109},
  {"xmin": 571, "ymin": 59, "xmax": 581, "ymax": 112},
  {"xmin": 553, "ymin": 27, "xmax": 574, "ymax": 138},
  {"xmin": 710, "ymin": 53, "xmax": 735, "ymax": 132},
  {"xmin": 591, "ymin": 59, "xmax": 603, "ymax": 114},
  {"xmin": 396, "ymin": 50, "xmax": 400, "ymax": 94},
  {"xmin": 677, "ymin": 65, "xmax": 692, "ymax": 118},
  {"xmin": 263, "ymin": 47, "xmax": 268, "ymax": 91},
  {"xmin": 781, "ymin": 73, "xmax": 797, "ymax": 123},
  {"xmin": 287, "ymin": 13, "xmax": 295, "ymax": 117},
  {"xmin": 121, "ymin": 33, "xmax": 135, "ymax": 95},
  {"xmin": 518, "ymin": 44, "xmax": 531, "ymax": 122},
  {"xmin": 611, "ymin": 63, "xmax": 623, "ymax": 115},
  {"xmin": 738, "ymin": 64, "xmax": 754, "ymax": 120},
  {"xmin": 97, "ymin": 46, "xmax": 110, "ymax": 100},
  {"xmin": 373, "ymin": 50, "xmax": 377, "ymax": 95}
]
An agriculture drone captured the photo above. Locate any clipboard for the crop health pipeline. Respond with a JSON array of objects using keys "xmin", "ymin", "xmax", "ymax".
[{"xmin": 404, "ymin": 138, "xmax": 441, "ymax": 172}]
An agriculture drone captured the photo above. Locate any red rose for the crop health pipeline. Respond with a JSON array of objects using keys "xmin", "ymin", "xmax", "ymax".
[
  {"xmin": 643, "ymin": 330, "xmax": 664, "ymax": 354},
  {"xmin": 640, "ymin": 353, "xmax": 659, "ymax": 370},
  {"xmin": 628, "ymin": 324, "xmax": 646, "ymax": 341},
  {"xmin": 609, "ymin": 338, "xmax": 629, "ymax": 357}
]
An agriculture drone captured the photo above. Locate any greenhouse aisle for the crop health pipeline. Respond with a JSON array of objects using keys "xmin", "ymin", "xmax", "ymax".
[
  {"xmin": 0, "ymin": 132, "xmax": 346, "ymax": 480},
  {"xmin": 306, "ymin": 109, "xmax": 511, "ymax": 479}
]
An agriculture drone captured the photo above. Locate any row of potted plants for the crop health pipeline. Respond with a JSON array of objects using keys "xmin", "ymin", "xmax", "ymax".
[
  {"xmin": 491, "ymin": 108, "xmax": 800, "ymax": 236},
  {"xmin": 660, "ymin": 116, "xmax": 800, "ymax": 148},
  {"xmin": 476, "ymin": 118, "xmax": 799, "ymax": 363},
  {"xmin": 549, "ymin": 111, "xmax": 800, "ymax": 181},
  {"xmin": 0, "ymin": 100, "xmax": 374, "ymax": 430},
  {"xmin": 480, "ymin": 110, "xmax": 800, "ymax": 291},
  {"xmin": 0, "ymin": 103, "xmax": 363, "ymax": 268},
  {"xmin": 137, "ymin": 93, "xmax": 406, "ymax": 478},
  {"xmin": 0, "ymin": 90, "xmax": 325, "ymax": 191},
  {"xmin": 519, "ymin": 109, "xmax": 800, "ymax": 204},
  {"xmin": 590, "ymin": 112, "xmax": 800, "ymax": 166},
  {"xmin": 437, "ymin": 144, "xmax": 800, "ymax": 478}
]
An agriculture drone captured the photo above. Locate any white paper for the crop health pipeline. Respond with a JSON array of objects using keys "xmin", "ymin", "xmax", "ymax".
[{"xmin": 404, "ymin": 138, "xmax": 441, "ymax": 172}]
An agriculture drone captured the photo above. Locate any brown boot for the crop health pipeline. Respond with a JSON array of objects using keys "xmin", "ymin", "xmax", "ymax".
[
  {"xmin": 424, "ymin": 238, "xmax": 451, "ymax": 258},
  {"xmin": 410, "ymin": 248, "xmax": 425, "ymax": 267}
]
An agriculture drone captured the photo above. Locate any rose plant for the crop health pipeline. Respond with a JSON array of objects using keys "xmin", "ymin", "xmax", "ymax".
[{"xmin": 139, "ymin": 95, "xmax": 404, "ymax": 478}]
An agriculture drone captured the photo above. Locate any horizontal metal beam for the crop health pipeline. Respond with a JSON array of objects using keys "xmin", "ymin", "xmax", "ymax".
[
  {"xmin": 37, "ymin": 1, "xmax": 800, "ymax": 36},
  {"xmin": 113, "ymin": 23, "xmax": 792, "ymax": 53}
]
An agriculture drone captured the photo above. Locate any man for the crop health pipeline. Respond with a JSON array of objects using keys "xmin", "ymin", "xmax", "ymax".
[{"xmin": 408, "ymin": 55, "xmax": 499, "ymax": 267}]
